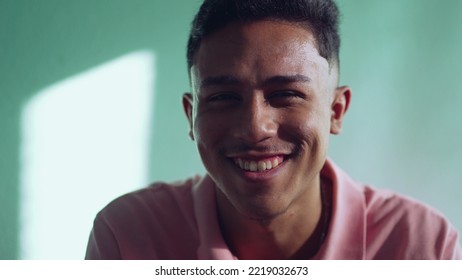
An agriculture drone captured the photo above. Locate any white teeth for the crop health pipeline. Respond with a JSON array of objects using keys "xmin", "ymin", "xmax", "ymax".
[
  {"xmin": 258, "ymin": 161, "xmax": 266, "ymax": 171},
  {"xmin": 234, "ymin": 157, "xmax": 282, "ymax": 172},
  {"xmin": 249, "ymin": 161, "xmax": 257, "ymax": 172}
]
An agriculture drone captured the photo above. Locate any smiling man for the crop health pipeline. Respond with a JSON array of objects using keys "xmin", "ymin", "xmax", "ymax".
[{"xmin": 86, "ymin": 0, "xmax": 461, "ymax": 259}]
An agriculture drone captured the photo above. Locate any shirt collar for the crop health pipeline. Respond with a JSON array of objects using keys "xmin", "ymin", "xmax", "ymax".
[
  {"xmin": 313, "ymin": 159, "xmax": 366, "ymax": 259},
  {"xmin": 192, "ymin": 175, "xmax": 236, "ymax": 259},
  {"xmin": 192, "ymin": 159, "xmax": 366, "ymax": 260}
]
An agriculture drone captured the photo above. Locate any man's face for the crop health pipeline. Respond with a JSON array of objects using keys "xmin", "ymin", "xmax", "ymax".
[{"xmin": 184, "ymin": 20, "xmax": 349, "ymax": 219}]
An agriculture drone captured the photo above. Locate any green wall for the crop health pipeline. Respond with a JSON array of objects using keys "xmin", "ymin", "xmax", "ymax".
[
  {"xmin": 1, "ymin": 0, "xmax": 461, "ymax": 259},
  {"xmin": 334, "ymin": 0, "xmax": 462, "ymax": 228},
  {"xmin": 0, "ymin": 0, "xmax": 203, "ymax": 260}
]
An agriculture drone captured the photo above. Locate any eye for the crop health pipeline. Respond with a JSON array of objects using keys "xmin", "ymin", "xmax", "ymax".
[
  {"xmin": 267, "ymin": 90, "xmax": 307, "ymax": 107},
  {"xmin": 268, "ymin": 91, "xmax": 305, "ymax": 100},
  {"xmin": 207, "ymin": 92, "xmax": 240, "ymax": 103}
]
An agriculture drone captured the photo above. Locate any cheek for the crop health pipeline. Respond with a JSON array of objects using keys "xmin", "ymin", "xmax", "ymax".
[
  {"xmin": 280, "ymin": 107, "xmax": 331, "ymax": 149},
  {"xmin": 194, "ymin": 118, "xmax": 218, "ymax": 171},
  {"xmin": 193, "ymin": 115, "xmax": 225, "ymax": 151},
  {"xmin": 193, "ymin": 116, "xmax": 230, "ymax": 184}
]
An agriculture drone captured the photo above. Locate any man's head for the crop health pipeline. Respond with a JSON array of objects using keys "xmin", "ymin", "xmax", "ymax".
[
  {"xmin": 187, "ymin": 0, "xmax": 341, "ymax": 73},
  {"xmin": 183, "ymin": 0, "xmax": 350, "ymax": 220}
]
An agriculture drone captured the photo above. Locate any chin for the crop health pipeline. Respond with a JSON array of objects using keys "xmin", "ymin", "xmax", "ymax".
[{"xmin": 232, "ymin": 191, "xmax": 293, "ymax": 221}]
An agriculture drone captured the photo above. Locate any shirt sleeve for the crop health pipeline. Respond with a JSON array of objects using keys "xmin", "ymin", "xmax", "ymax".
[
  {"xmin": 441, "ymin": 227, "xmax": 462, "ymax": 260},
  {"xmin": 453, "ymin": 245, "xmax": 462, "ymax": 260},
  {"xmin": 85, "ymin": 214, "xmax": 122, "ymax": 260}
]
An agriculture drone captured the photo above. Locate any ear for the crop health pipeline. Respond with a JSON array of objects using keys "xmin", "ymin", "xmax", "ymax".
[
  {"xmin": 330, "ymin": 86, "xmax": 352, "ymax": 135},
  {"xmin": 182, "ymin": 93, "xmax": 195, "ymax": 140}
]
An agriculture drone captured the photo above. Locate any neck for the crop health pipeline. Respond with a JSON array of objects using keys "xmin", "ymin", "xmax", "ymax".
[{"xmin": 217, "ymin": 177, "xmax": 331, "ymax": 259}]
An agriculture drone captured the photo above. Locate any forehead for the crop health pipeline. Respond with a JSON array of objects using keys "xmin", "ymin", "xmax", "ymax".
[{"xmin": 191, "ymin": 20, "xmax": 331, "ymax": 88}]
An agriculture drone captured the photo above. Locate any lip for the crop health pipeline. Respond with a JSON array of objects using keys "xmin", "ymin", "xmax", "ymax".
[
  {"xmin": 226, "ymin": 150, "xmax": 290, "ymax": 158},
  {"xmin": 227, "ymin": 154, "xmax": 289, "ymax": 182}
]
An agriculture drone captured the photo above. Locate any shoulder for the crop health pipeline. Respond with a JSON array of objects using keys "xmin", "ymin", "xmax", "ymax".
[
  {"xmin": 87, "ymin": 175, "xmax": 202, "ymax": 259},
  {"xmin": 99, "ymin": 175, "xmax": 200, "ymax": 220},
  {"xmin": 362, "ymin": 185, "xmax": 460, "ymax": 259}
]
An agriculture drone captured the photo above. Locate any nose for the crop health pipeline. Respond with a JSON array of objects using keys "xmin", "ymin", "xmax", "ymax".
[{"xmin": 232, "ymin": 95, "xmax": 277, "ymax": 143}]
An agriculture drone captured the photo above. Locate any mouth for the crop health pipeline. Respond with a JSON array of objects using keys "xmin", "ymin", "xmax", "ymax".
[{"xmin": 232, "ymin": 155, "xmax": 286, "ymax": 172}]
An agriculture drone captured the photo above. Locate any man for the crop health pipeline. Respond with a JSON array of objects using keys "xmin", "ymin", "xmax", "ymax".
[{"xmin": 85, "ymin": 0, "xmax": 461, "ymax": 259}]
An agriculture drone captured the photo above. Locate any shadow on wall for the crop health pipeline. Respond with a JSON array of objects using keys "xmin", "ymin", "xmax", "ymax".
[
  {"xmin": 0, "ymin": 0, "xmax": 202, "ymax": 259},
  {"xmin": 20, "ymin": 51, "xmax": 155, "ymax": 259}
]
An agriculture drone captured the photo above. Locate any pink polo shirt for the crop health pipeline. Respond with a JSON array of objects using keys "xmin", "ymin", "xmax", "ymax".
[{"xmin": 85, "ymin": 159, "xmax": 461, "ymax": 259}]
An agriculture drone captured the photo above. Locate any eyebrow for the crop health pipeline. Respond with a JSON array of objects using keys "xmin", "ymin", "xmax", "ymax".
[
  {"xmin": 264, "ymin": 74, "xmax": 311, "ymax": 85},
  {"xmin": 200, "ymin": 75, "xmax": 241, "ymax": 88},
  {"xmin": 199, "ymin": 74, "xmax": 311, "ymax": 89}
]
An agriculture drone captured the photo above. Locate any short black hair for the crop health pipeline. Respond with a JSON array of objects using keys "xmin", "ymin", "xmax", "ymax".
[{"xmin": 187, "ymin": 0, "xmax": 341, "ymax": 71}]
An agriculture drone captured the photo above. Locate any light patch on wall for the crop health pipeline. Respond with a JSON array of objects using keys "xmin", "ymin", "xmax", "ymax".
[{"xmin": 20, "ymin": 51, "xmax": 155, "ymax": 259}]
